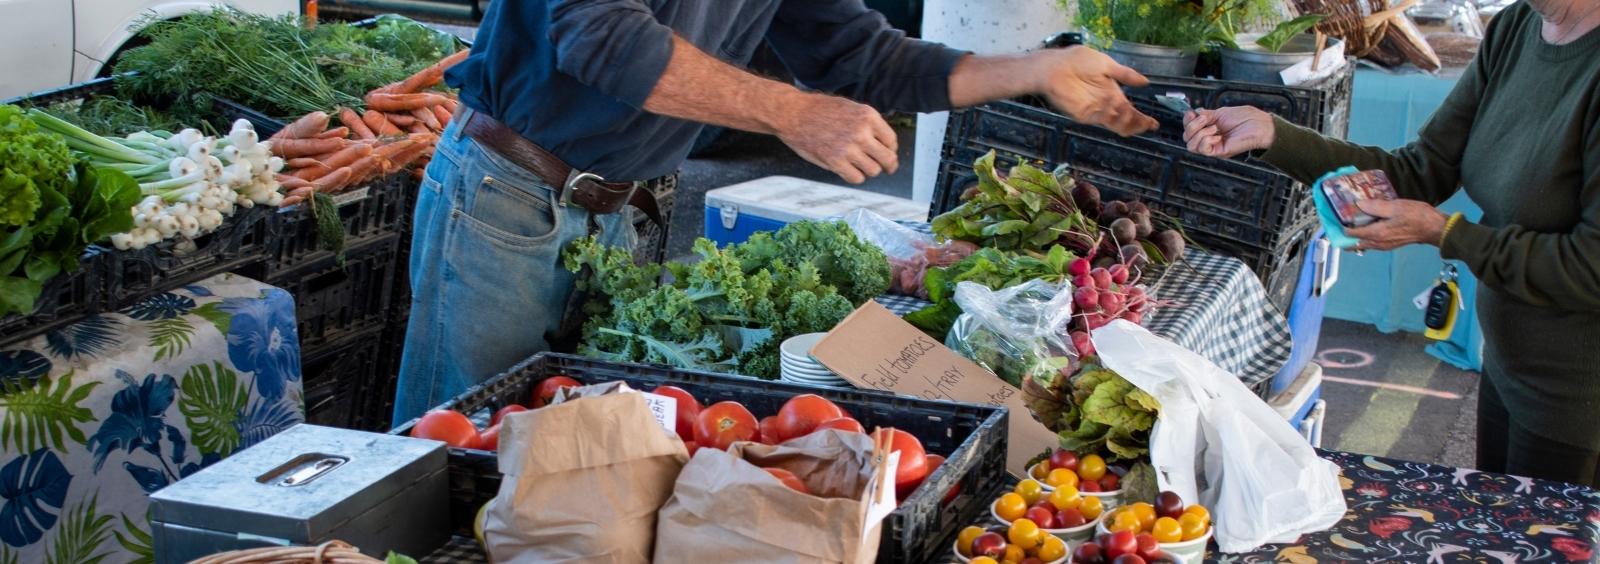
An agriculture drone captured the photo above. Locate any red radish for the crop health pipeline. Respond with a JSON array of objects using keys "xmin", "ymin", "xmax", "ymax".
[
  {"xmin": 1071, "ymin": 332, "xmax": 1096, "ymax": 356},
  {"xmin": 1075, "ymin": 287, "xmax": 1101, "ymax": 310},
  {"xmin": 1091, "ymin": 269, "xmax": 1113, "ymax": 290},
  {"xmin": 1069, "ymin": 257, "xmax": 1093, "ymax": 277},
  {"xmin": 1125, "ymin": 311, "xmax": 1144, "ymax": 325},
  {"xmin": 1073, "ymin": 273, "xmax": 1095, "ymax": 291},
  {"xmin": 1108, "ymin": 264, "xmax": 1130, "ymax": 284},
  {"xmin": 1099, "ymin": 292, "xmax": 1125, "ymax": 313}
]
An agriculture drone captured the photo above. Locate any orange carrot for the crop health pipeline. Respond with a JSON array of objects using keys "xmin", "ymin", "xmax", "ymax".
[
  {"xmin": 406, "ymin": 122, "xmax": 432, "ymax": 135},
  {"xmin": 430, "ymin": 105, "xmax": 452, "ymax": 127},
  {"xmin": 347, "ymin": 155, "xmax": 384, "ymax": 184},
  {"xmin": 379, "ymin": 49, "xmax": 471, "ymax": 94},
  {"xmin": 339, "ymin": 107, "xmax": 375, "ymax": 140},
  {"xmin": 362, "ymin": 110, "xmax": 402, "ymax": 137},
  {"xmin": 280, "ymin": 195, "xmax": 305, "ymax": 206},
  {"xmin": 288, "ymin": 186, "xmax": 315, "ymax": 200},
  {"xmin": 411, "ymin": 107, "xmax": 441, "ymax": 131},
  {"xmin": 315, "ymin": 127, "xmax": 349, "ymax": 139},
  {"xmin": 386, "ymin": 113, "xmax": 417, "ymax": 127},
  {"xmin": 441, "ymin": 97, "xmax": 458, "ymax": 113},
  {"xmin": 273, "ymin": 137, "xmax": 345, "ymax": 159},
  {"xmin": 365, "ymin": 92, "xmax": 450, "ymax": 112},
  {"xmin": 276, "ymin": 174, "xmax": 312, "ymax": 190},
  {"xmin": 321, "ymin": 144, "xmax": 373, "ymax": 170},
  {"xmin": 286, "ymin": 157, "xmax": 327, "ymax": 169},
  {"xmin": 311, "ymin": 167, "xmax": 354, "ymax": 192},
  {"xmin": 292, "ymin": 162, "xmax": 334, "ymax": 181},
  {"xmin": 276, "ymin": 111, "xmax": 330, "ymax": 140}
]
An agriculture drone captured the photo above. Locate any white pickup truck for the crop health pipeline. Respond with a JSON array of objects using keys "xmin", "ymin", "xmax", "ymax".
[{"xmin": 0, "ymin": 0, "xmax": 299, "ymax": 100}]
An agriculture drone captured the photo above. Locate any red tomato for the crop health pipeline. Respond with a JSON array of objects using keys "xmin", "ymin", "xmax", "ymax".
[
  {"xmin": 758, "ymin": 416, "xmax": 783, "ymax": 445},
  {"xmin": 411, "ymin": 410, "xmax": 480, "ymax": 448},
  {"xmin": 1135, "ymin": 533, "xmax": 1162, "ymax": 560},
  {"xmin": 926, "ymin": 454, "xmax": 960, "ymax": 505},
  {"xmin": 694, "ymin": 401, "xmax": 757, "ymax": 450},
  {"xmin": 1105, "ymin": 530, "xmax": 1137, "ymax": 559},
  {"xmin": 1050, "ymin": 450, "xmax": 1080, "ymax": 473},
  {"xmin": 650, "ymin": 385, "xmax": 702, "ymax": 441},
  {"xmin": 764, "ymin": 467, "xmax": 811, "ymax": 494},
  {"xmin": 531, "ymin": 376, "xmax": 581, "ymax": 408},
  {"xmin": 874, "ymin": 428, "xmax": 929, "ymax": 497},
  {"xmin": 683, "ymin": 439, "xmax": 700, "ymax": 458},
  {"xmin": 478, "ymin": 423, "xmax": 501, "ymax": 451},
  {"xmin": 814, "ymin": 417, "xmax": 866, "ymax": 434},
  {"xmin": 1100, "ymin": 472, "xmax": 1122, "ymax": 491},
  {"xmin": 775, "ymin": 394, "xmax": 846, "ymax": 441},
  {"xmin": 1080, "ymin": 480, "xmax": 1103, "ymax": 493},
  {"xmin": 491, "ymin": 405, "xmax": 527, "ymax": 426}
]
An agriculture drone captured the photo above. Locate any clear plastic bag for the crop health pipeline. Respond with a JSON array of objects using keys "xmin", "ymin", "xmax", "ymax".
[
  {"xmin": 842, "ymin": 209, "xmax": 979, "ymax": 298},
  {"xmin": 1092, "ymin": 320, "xmax": 1346, "ymax": 553},
  {"xmin": 946, "ymin": 279, "xmax": 1079, "ymax": 388}
]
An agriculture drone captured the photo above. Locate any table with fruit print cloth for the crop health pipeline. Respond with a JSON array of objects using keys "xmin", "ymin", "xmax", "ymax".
[{"xmin": 0, "ymin": 274, "xmax": 304, "ymax": 563}]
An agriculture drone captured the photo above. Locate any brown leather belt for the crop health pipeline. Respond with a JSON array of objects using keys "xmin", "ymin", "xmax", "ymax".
[{"xmin": 462, "ymin": 110, "xmax": 665, "ymax": 227}]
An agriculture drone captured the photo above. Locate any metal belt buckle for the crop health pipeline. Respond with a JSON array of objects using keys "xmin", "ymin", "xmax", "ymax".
[{"xmin": 562, "ymin": 169, "xmax": 604, "ymax": 208}]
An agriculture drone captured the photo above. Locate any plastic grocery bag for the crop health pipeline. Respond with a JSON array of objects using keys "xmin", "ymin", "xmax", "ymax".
[
  {"xmin": 653, "ymin": 430, "xmax": 896, "ymax": 564},
  {"xmin": 1091, "ymin": 320, "xmax": 1345, "ymax": 553},
  {"xmin": 842, "ymin": 209, "xmax": 978, "ymax": 298},
  {"xmin": 483, "ymin": 382, "xmax": 688, "ymax": 563},
  {"xmin": 947, "ymin": 279, "xmax": 1079, "ymax": 389},
  {"xmin": 842, "ymin": 209, "xmax": 932, "ymax": 261}
]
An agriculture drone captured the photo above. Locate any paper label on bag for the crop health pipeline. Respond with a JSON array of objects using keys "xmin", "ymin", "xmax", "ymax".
[
  {"xmin": 639, "ymin": 392, "xmax": 678, "ymax": 435},
  {"xmin": 812, "ymin": 301, "xmax": 1059, "ymax": 477}
]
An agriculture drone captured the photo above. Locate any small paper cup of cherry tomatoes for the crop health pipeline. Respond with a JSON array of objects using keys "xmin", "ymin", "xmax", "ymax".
[
  {"xmin": 951, "ymin": 523, "xmax": 1069, "ymax": 564},
  {"xmin": 989, "ymin": 482, "xmax": 1106, "ymax": 553},
  {"xmin": 1028, "ymin": 450, "xmax": 1126, "ymax": 510},
  {"xmin": 1096, "ymin": 492, "xmax": 1213, "ymax": 563}
]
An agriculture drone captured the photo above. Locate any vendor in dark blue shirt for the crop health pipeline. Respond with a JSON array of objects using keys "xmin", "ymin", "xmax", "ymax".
[{"xmin": 394, "ymin": 0, "xmax": 1159, "ymax": 422}]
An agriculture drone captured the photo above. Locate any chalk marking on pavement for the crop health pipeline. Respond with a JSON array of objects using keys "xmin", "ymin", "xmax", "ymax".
[
  {"xmin": 1331, "ymin": 351, "xmax": 1440, "ymax": 457},
  {"xmin": 1323, "ymin": 375, "xmax": 1463, "ymax": 400},
  {"xmin": 1317, "ymin": 348, "xmax": 1376, "ymax": 369}
]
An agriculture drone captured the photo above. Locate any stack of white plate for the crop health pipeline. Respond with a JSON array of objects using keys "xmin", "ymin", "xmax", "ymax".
[{"xmin": 779, "ymin": 333, "xmax": 849, "ymax": 387}]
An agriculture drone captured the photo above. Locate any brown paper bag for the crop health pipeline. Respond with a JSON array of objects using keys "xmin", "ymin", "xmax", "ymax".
[
  {"xmin": 484, "ymin": 383, "xmax": 688, "ymax": 563},
  {"xmin": 653, "ymin": 430, "xmax": 896, "ymax": 564}
]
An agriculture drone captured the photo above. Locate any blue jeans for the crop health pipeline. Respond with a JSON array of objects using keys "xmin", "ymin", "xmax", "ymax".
[{"xmin": 393, "ymin": 108, "xmax": 635, "ymax": 423}]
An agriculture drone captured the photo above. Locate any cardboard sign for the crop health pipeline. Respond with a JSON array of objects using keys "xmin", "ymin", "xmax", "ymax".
[{"xmin": 811, "ymin": 301, "xmax": 1059, "ymax": 477}]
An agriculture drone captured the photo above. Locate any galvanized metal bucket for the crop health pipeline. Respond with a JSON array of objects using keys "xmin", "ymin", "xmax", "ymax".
[
  {"xmin": 1105, "ymin": 40, "xmax": 1199, "ymax": 77},
  {"xmin": 1221, "ymin": 34, "xmax": 1339, "ymax": 84}
]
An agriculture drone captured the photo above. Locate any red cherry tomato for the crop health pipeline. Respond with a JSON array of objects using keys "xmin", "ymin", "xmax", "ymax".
[
  {"xmin": 694, "ymin": 401, "xmax": 758, "ymax": 450},
  {"xmin": 491, "ymin": 405, "xmax": 527, "ymax": 426},
  {"xmin": 1050, "ymin": 450, "xmax": 1080, "ymax": 473},
  {"xmin": 874, "ymin": 428, "xmax": 929, "ymax": 497},
  {"xmin": 530, "ymin": 375, "xmax": 581, "ymax": 408},
  {"xmin": 758, "ymin": 416, "xmax": 783, "ymax": 445},
  {"xmin": 814, "ymin": 417, "xmax": 866, "ymax": 434},
  {"xmin": 764, "ymin": 467, "xmax": 811, "ymax": 494},
  {"xmin": 1105, "ymin": 530, "xmax": 1137, "ymax": 559},
  {"xmin": 650, "ymin": 385, "xmax": 702, "ymax": 441},
  {"xmin": 1100, "ymin": 472, "xmax": 1122, "ymax": 491},
  {"xmin": 411, "ymin": 410, "xmax": 480, "ymax": 449},
  {"xmin": 775, "ymin": 394, "xmax": 846, "ymax": 441},
  {"xmin": 478, "ymin": 423, "xmax": 501, "ymax": 451},
  {"xmin": 1136, "ymin": 533, "xmax": 1162, "ymax": 560}
]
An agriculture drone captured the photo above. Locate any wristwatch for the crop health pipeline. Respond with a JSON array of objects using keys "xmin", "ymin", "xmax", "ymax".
[{"xmin": 1041, "ymin": 32, "xmax": 1085, "ymax": 50}]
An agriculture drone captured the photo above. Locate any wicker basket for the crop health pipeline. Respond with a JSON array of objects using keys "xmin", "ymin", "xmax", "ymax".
[
  {"xmin": 189, "ymin": 541, "xmax": 387, "ymax": 564},
  {"xmin": 1294, "ymin": 0, "xmax": 1442, "ymax": 70}
]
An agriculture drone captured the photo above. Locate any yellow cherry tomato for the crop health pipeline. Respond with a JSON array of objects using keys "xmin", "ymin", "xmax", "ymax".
[
  {"xmin": 1002, "ymin": 544, "xmax": 1025, "ymax": 563},
  {"xmin": 972, "ymin": 558, "xmax": 999, "ymax": 564},
  {"xmin": 1130, "ymin": 502, "xmax": 1158, "ymax": 532},
  {"xmin": 995, "ymin": 493, "xmax": 1028, "ymax": 522},
  {"xmin": 1030, "ymin": 462, "xmax": 1050, "ymax": 481},
  {"xmin": 1179, "ymin": 512, "xmax": 1209, "ymax": 541},
  {"xmin": 1015, "ymin": 479, "xmax": 1045, "ymax": 506},
  {"xmin": 1078, "ymin": 454, "xmax": 1107, "ymax": 481},
  {"xmin": 1110, "ymin": 509, "xmax": 1142, "ymax": 533},
  {"xmin": 1079, "ymin": 494, "xmax": 1105, "ymax": 520},
  {"xmin": 957, "ymin": 526, "xmax": 984, "ymax": 556},
  {"xmin": 1152, "ymin": 517, "xmax": 1183, "ymax": 543},
  {"xmin": 1044, "ymin": 468, "xmax": 1075, "ymax": 489},
  {"xmin": 1184, "ymin": 504, "xmax": 1211, "ymax": 525},
  {"xmin": 1009, "ymin": 518, "xmax": 1042, "ymax": 550},
  {"xmin": 1047, "ymin": 485, "xmax": 1081, "ymax": 512},
  {"xmin": 1037, "ymin": 535, "xmax": 1067, "ymax": 561}
]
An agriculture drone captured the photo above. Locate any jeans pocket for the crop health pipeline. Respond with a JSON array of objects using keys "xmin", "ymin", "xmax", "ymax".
[{"xmin": 456, "ymin": 173, "xmax": 562, "ymax": 249}]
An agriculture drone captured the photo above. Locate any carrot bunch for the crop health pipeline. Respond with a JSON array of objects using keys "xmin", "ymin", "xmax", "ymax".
[{"xmin": 270, "ymin": 49, "xmax": 469, "ymax": 206}]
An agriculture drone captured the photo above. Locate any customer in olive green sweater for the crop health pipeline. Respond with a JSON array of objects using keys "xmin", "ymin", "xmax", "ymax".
[{"xmin": 1182, "ymin": 0, "xmax": 1600, "ymax": 485}]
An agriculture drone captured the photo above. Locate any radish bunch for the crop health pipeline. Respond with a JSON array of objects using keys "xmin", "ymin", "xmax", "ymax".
[
  {"xmin": 107, "ymin": 120, "xmax": 285, "ymax": 250},
  {"xmin": 1067, "ymin": 256, "xmax": 1152, "ymax": 357}
]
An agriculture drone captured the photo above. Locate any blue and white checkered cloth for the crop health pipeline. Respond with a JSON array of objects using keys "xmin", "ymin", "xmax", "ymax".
[{"xmin": 877, "ymin": 222, "xmax": 1292, "ymax": 391}]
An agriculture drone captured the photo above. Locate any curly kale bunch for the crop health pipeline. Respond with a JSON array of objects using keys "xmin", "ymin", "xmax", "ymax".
[{"xmin": 563, "ymin": 221, "xmax": 884, "ymax": 379}]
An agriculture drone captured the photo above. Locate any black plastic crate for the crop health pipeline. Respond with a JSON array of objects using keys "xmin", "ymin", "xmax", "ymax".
[
  {"xmin": 0, "ymin": 251, "xmax": 105, "ymax": 347},
  {"xmin": 268, "ymin": 233, "xmax": 400, "ymax": 350},
  {"xmin": 4, "ymin": 76, "xmax": 281, "ymax": 137},
  {"xmin": 267, "ymin": 173, "xmax": 416, "ymax": 276},
  {"xmin": 1128, "ymin": 61, "xmax": 1355, "ymax": 147},
  {"xmin": 632, "ymin": 179, "xmax": 676, "ymax": 265},
  {"xmin": 210, "ymin": 96, "xmax": 285, "ymax": 137},
  {"xmin": 935, "ymin": 100, "xmax": 1316, "ymax": 274},
  {"xmin": 299, "ymin": 325, "xmax": 392, "ymax": 431},
  {"xmin": 389, "ymin": 353, "xmax": 1008, "ymax": 564},
  {"xmin": 101, "ymin": 206, "xmax": 275, "ymax": 311}
]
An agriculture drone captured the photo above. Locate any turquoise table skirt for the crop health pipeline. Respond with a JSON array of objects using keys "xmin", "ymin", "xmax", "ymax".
[{"xmin": 1326, "ymin": 68, "xmax": 1484, "ymax": 371}]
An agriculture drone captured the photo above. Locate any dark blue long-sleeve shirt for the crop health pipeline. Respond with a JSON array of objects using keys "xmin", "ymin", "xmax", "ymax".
[{"xmin": 445, "ymin": 0, "xmax": 968, "ymax": 181}]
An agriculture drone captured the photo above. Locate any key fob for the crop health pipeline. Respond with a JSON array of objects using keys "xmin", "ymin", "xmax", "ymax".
[{"xmin": 1424, "ymin": 283, "xmax": 1453, "ymax": 330}]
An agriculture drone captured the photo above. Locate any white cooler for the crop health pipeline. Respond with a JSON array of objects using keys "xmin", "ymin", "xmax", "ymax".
[{"xmin": 703, "ymin": 176, "xmax": 928, "ymax": 246}]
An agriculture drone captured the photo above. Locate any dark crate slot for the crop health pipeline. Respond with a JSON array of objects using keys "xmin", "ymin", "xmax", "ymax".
[
  {"xmin": 269, "ymin": 233, "xmax": 401, "ymax": 350},
  {"xmin": 1126, "ymin": 62, "xmax": 1355, "ymax": 145},
  {"xmin": 101, "ymin": 206, "xmax": 274, "ymax": 311},
  {"xmin": 268, "ymin": 173, "xmax": 415, "ymax": 276},
  {"xmin": 389, "ymin": 353, "xmax": 1008, "ymax": 564},
  {"xmin": 0, "ymin": 252, "xmax": 105, "ymax": 347},
  {"xmin": 300, "ymin": 325, "xmax": 392, "ymax": 431}
]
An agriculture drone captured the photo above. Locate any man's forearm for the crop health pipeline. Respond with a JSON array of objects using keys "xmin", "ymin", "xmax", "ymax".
[
  {"xmin": 642, "ymin": 35, "xmax": 804, "ymax": 135},
  {"xmin": 947, "ymin": 51, "xmax": 1056, "ymax": 108}
]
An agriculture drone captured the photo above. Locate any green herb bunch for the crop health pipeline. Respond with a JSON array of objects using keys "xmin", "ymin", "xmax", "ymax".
[
  {"xmin": 1070, "ymin": 0, "xmax": 1280, "ymax": 51},
  {"xmin": 563, "ymin": 221, "xmax": 890, "ymax": 379}
]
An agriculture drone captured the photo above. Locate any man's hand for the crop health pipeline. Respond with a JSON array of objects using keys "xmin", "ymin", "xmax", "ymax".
[
  {"xmin": 1036, "ymin": 47, "xmax": 1159, "ymax": 136},
  {"xmin": 1182, "ymin": 107, "xmax": 1276, "ymax": 158},
  {"xmin": 1345, "ymin": 199, "xmax": 1449, "ymax": 251},
  {"xmin": 773, "ymin": 93, "xmax": 899, "ymax": 185}
]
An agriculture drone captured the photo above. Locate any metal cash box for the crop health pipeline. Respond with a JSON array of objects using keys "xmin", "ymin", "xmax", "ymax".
[{"xmin": 149, "ymin": 424, "xmax": 449, "ymax": 563}]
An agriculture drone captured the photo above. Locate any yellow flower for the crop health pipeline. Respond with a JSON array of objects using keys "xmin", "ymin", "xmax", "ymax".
[
  {"xmin": 1137, "ymin": 3, "xmax": 1152, "ymax": 16},
  {"xmin": 1098, "ymin": 16, "xmax": 1113, "ymax": 29}
]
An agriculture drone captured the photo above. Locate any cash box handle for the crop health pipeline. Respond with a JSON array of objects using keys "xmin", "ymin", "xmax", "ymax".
[{"xmin": 256, "ymin": 453, "xmax": 349, "ymax": 487}]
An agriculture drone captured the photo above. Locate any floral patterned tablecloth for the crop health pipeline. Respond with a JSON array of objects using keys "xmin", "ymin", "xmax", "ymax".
[{"xmin": 0, "ymin": 274, "xmax": 304, "ymax": 563}]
